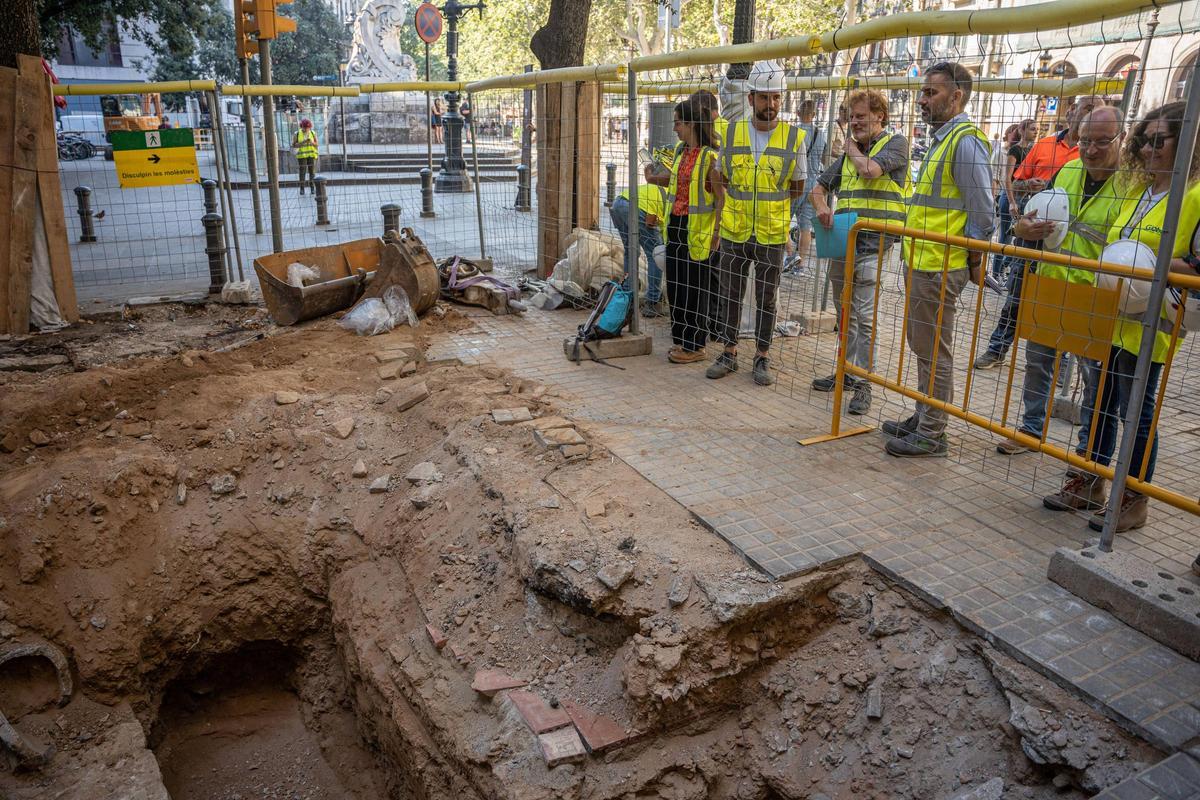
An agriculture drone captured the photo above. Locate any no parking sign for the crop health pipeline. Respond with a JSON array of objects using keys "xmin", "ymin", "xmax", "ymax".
[{"xmin": 415, "ymin": 3, "xmax": 443, "ymax": 44}]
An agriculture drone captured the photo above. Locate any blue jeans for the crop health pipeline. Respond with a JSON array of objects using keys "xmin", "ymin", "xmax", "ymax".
[
  {"xmin": 610, "ymin": 196, "xmax": 663, "ymax": 303},
  {"xmin": 984, "ymin": 251, "xmax": 1029, "ymax": 358},
  {"xmin": 1018, "ymin": 344, "xmax": 1098, "ymax": 442},
  {"xmin": 993, "ymin": 193, "xmax": 1013, "ymax": 279},
  {"xmin": 1089, "ymin": 347, "xmax": 1162, "ymax": 484}
]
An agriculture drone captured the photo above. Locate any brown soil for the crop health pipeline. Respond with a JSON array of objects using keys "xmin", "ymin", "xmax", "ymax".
[{"xmin": 0, "ymin": 304, "xmax": 1162, "ymax": 800}]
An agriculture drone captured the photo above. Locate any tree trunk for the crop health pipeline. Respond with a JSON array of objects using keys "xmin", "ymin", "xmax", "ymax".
[
  {"xmin": 2, "ymin": 0, "xmax": 42, "ymax": 69},
  {"xmin": 530, "ymin": 0, "xmax": 592, "ymax": 69}
]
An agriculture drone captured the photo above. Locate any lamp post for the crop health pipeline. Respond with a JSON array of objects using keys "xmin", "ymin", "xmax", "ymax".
[
  {"xmin": 436, "ymin": 0, "xmax": 485, "ymax": 193},
  {"xmin": 1023, "ymin": 64, "xmax": 1036, "ymax": 118}
]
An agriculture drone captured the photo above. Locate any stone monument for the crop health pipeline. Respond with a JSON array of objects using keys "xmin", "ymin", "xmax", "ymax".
[{"xmin": 334, "ymin": 0, "xmax": 430, "ymax": 145}]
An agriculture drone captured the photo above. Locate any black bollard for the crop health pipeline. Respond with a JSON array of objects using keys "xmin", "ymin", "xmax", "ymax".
[
  {"xmin": 201, "ymin": 179, "xmax": 219, "ymax": 215},
  {"xmin": 515, "ymin": 164, "xmax": 531, "ymax": 213},
  {"xmin": 201, "ymin": 211, "xmax": 227, "ymax": 295},
  {"xmin": 381, "ymin": 203, "xmax": 401, "ymax": 237},
  {"xmin": 605, "ymin": 163, "xmax": 616, "ymax": 208},
  {"xmin": 314, "ymin": 176, "xmax": 330, "ymax": 226},
  {"xmin": 73, "ymin": 186, "xmax": 97, "ymax": 242},
  {"xmin": 419, "ymin": 168, "xmax": 435, "ymax": 218}
]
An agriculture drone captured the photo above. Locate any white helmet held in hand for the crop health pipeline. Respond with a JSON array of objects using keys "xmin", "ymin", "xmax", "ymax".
[{"xmin": 746, "ymin": 60, "xmax": 786, "ymax": 94}]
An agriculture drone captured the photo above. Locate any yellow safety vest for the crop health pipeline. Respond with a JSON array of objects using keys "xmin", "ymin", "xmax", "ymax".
[
  {"xmin": 714, "ymin": 117, "xmax": 728, "ymax": 150},
  {"xmin": 904, "ymin": 121, "xmax": 989, "ymax": 271},
  {"xmin": 836, "ymin": 132, "xmax": 909, "ymax": 226},
  {"xmin": 1106, "ymin": 180, "xmax": 1200, "ymax": 362},
  {"xmin": 1037, "ymin": 160, "xmax": 1125, "ymax": 284},
  {"xmin": 665, "ymin": 144, "xmax": 719, "ymax": 261},
  {"xmin": 294, "ymin": 129, "xmax": 318, "ymax": 160},
  {"xmin": 719, "ymin": 120, "xmax": 805, "ymax": 246},
  {"xmin": 617, "ymin": 184, "xmax": 669, "ymax": 239}
]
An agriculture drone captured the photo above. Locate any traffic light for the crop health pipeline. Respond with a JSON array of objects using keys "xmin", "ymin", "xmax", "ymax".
[
  {"xmin": 255, "ymin": 0, "xmax": 297, "ymax": 40},
  {"xmin": 234, "ymin": 1, "xmax": 257, "ymax": 58}
]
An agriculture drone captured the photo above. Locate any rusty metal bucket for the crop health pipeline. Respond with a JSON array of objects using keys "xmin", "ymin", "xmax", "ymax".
[{"xmin": 253, "ymin": 238, "xmax": 381, "ymax": 327}]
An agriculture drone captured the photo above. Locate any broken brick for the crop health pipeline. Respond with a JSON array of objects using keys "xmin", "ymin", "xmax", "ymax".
[
  {"xmin": 393, "ymin": 380, "xmax": 429, "ymax": 412},
  {"xmin": 507, "ymin": 690, "xmax": 572, "ymax": 734},
  {"xmin": 491, "ymin": 407, "xmax": 533, "ymax": 425},
  {"xmin": 470, "ymin": 669, "xmax": 526, "ymax": 697},
  {"xmin": 425, "ymin": 624, "xmax": 448, "ymax": 651},
  {"xmin": 562, "ymin": 700, "xmax": 632, "ymax": 753},
  {"xmin": 560, "ymin": 444, "xmax": 588, "ymax": 460},
  {"xmin": 537, "ymin": 726, "xmax": 587, "ymax": 767},
  {"xmin": 449, "ymin": 643, "xmax": 471, "ymax": 666},
  {"xmin": 329, "ymin": 418, "xmax": 356, "ymax": 439},
  {"xmin": 534, "ymin": 427, "xmax": 585, "ymax": 448},
  {"xmin": 378, "ymin": 361, "xmax": 403, "ymax": 380},
  {"xmin": 583, "ymin": 497, "xmax": 606, "ymax": 518}
]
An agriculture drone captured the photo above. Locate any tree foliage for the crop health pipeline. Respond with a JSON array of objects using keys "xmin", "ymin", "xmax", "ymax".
[
  {"xmin": 37, "ymin": 0, "xmax": 225, "ymax": 62},
  {"xmin": 269, "ymin": 0, "xmax": 352, "ymax": 86}
]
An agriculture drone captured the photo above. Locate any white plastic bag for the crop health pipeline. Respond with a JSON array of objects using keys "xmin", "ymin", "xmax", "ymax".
[
  {"xmin": 338, "ymin": 286, "xmax": 418, "ymax": 336},
  {"xmin": 286, "ymin": 262, "xmax": 320, "ymax": 288}
]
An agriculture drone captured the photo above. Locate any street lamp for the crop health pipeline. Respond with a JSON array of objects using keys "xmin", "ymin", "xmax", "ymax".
[
  {"xmin": 1037, "ymin": 50, "xmax": 1052, "ymax": 77},
  {"xmin": 436, "ymin": 0, "xmax": 485, "ymax": 193}
]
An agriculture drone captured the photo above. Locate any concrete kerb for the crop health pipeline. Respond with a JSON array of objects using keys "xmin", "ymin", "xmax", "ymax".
[{"xmin": 1047, "ymin": 546, "xmax": 1200, "ymax": 661}]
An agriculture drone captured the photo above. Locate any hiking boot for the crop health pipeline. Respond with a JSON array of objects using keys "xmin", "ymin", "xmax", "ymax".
[
  {"xmin": 706, "ymin": 352, "xmax": 738, "ymax": 379},
  {"xmin": 1087, "ymin": 491, "xmax": 1149, "ymax": 532},
  {"xmin": 973, "ymin": 350, "xmax": 1005, "ymax": 370},
  {"xmin": 881, "ymin": 414, "xmax": 919, "ymax": 439},
  {"xmin": 847, "ymin": 382, "xmax": 872, "ymax": 415},
  {"xmin": 753, "ymin": 355, "xmax": 774, "ymax": 386},
  {"xmin": 811, "ymin": 373, "xmax": 855, "ymax": 393},
  {"xmin": 885, "ymin": 431, "xmax": 949, "ymax": 458},
  {"xmin": 996, "ymin": 436, "xmax": 1034, "ymax": 455},
  {"xmin": 669, "ymin": 348, "xmax": 706, "ymax": 364},
  {"xmin": 1043, "ymin": 470, "xmax": 1106, "ymax": 512}
]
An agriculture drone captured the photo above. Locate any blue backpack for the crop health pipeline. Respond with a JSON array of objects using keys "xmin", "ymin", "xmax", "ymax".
[{"xmin": 568, "ymin": 281, "xmax": 631, "ymax": 368}]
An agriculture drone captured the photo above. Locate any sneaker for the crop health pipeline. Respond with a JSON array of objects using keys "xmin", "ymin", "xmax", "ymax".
[
  {"xmin": 752, "ymin": 355, "xmax": 774, "ymax": 386},
  {"xmin": 641, "ymin": 302, "xmax": 664, "ymax": 318},
  {"xmin": 847, "ymin": 382, "xmax": 872, "ymax": 415},
  {"xmin": 1192, "ymin": 553, "xmax": 1200, "ymax": 577},
  {"xmin": 984, "ymin": 274, "xmax": 1005, "ymax": 293},
  {"xmin": 996, "ymin": 436, "xmax": 1034, "ymax": 455},
  {"xmin": 811, "ymin": 373, "xmax": 855, "ymax": 393},
  {"xmin": 1086, "ymin": 491, "xmax": 1149, "ymax": 532},
  {"xmin": 974, "ymin": 350, "xmax": 1005, "ymax": 370},
  {"xmin": 668, "ymin": 348, "xmax": 706, "ymax": 364},
  {"xmin": 881, "ymin": 414, "xmax": 919, "ymax": 439},
  {"xmin": 1043, "ymin": 470, "xmax": 1106, "ymax": 512},
  {"xmin": 885, "ymin": 431, "xmax": 949, "ymax": 458},
  {"xmin": 706, "ymin": 352, "xmax": 738, "ymax": 380}
]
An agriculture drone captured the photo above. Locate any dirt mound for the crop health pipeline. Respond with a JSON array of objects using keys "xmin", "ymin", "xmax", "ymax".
[{"xmin": 0, "ymin": 310, "xmax": 1160, "ymax": 799}]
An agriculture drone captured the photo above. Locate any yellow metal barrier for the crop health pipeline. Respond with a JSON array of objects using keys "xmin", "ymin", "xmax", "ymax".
[
  {"xmin": 53, "ymin": 80, "xmax": 217, "ymax": 96},
  {"xmin": 221, "ymin": 84, "xmax": 360, "ymax": 97},
  {"xmin": 801, "ymin": 219, "xmax": 1200, "ymax": 519}
]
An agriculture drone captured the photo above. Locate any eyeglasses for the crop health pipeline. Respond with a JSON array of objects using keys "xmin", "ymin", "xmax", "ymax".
[
  {"xmin": 1138, "ymin": 133, "xmax": 1176, "ymax": 150},
  {"xmin": 1078, "ymin": 134, "xmax": 1121, "ymax": 149}
]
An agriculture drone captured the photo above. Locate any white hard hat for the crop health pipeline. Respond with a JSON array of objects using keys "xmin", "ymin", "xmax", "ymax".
[{"xmin": 746, "ymin": 61, "xmax": 785, "ymax": 94}]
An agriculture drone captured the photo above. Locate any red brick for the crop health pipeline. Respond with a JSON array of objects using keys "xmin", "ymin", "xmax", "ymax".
[
  {"xmin": 562, "ymin": 700, "xmax": 632, "ymax": 753},
  {"xmin": 425, "ymin": 624, "xmax": 448, "ymax": 651},
  {"xmin": 449, "ymin": 643, "xmax": 471, "ymax": 666},
  {"xmin": 506, "ymin": 690, "xmax": 571, "ymax": 734},
  {"xmin": 470, "ymin": 669, "xmax": 526, "ymax": 697}
]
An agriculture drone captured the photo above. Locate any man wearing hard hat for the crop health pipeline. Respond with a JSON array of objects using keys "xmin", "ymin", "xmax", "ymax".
[{"xmin": 708, "ymin": 60, "xmax": 807, "ymax": 387}]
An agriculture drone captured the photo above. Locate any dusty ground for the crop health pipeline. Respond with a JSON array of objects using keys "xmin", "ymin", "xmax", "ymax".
[{"xmin": 0, "ymin": 303, "xmax": 1162, "ymax": 799}]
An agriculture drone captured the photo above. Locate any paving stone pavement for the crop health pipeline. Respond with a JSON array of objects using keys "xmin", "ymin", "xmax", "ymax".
[
  {"xmin": 1093, "ymin": 752, "xmax": 1200, "ymax": 799},
  {"xmin": 427, "ymin": 305, "xmax": 1200, "ymax": 760}
]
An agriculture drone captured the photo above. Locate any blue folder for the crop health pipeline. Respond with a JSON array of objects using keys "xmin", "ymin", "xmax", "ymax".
[{"xmin": 814, "ymin": 211, "xmax": 859, "ymax": 260}]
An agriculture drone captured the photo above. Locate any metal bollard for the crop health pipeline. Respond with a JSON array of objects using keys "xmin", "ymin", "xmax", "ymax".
[
  {"xmin": 201, "ymin": 211, "xmax": 227, "ymax": 295},
  {"xmin": 201, "ymin": 179, "xmax": 219, "ymax": 215},
  {"xmin": 381, "ymin": 203, "xmax": 401, "ymax": 236},
  {"xmin": 605, "ymin": 163, "xmax": 616, "ymax": 207},
  {"xmin": 419, "ymin": 168, "xmax": 435, "ymax": 218},
  {"xmin": 313, "ymin": 176, "xmax": 330, "ymax": 226},
  {"xmin": 515, "ymin": 164, "xmax": 531, "ymax": 212},
  {"xmin": 73, "ymin": 186, "xmax": 97, "ymax": 242}
]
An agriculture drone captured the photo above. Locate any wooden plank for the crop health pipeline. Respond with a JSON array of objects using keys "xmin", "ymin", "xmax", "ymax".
[
  {"xmin": 536, "ymin": 84, "xmax": 562, "ymax": 279},
  {"xmin": 574, "ymin": 81, "xmax": 601, "ymax": 232},
  {"xmin": 38, "ymin": 169, "xmax": 78, "ymax": 322},
  {"xmin": 0, "ymin": 66, "xmax": 16, "ymax": 170},
  {"xmin": 6, "ymin": 168, "xmax": 36, "ymax": 334},
  {"xmin": 557, "ymin": 81, "xmax": 576, "ymax": 265},
  {"xmin": 0, "ymin": 166, "xmax": 12, "ymax": 334},
  {"xmin": 17, "ymin": 55, "xmax": 56, "ymax": 174}
]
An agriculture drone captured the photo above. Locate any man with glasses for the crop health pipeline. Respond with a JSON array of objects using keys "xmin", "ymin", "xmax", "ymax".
[
  {"xmin": 998, "ymin": 109, "xmax": 1127, "ymax": 501},
  {"xmin": 975, "ymin": 97, "xmax": 1107, "ymax": 378}
]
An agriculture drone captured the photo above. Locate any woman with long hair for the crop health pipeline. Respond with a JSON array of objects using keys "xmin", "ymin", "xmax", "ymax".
[
  {"xmin": 1086, "ymin": 100, "xmax": 1200, "ymax": 532},
  {"xmin": 647, "ymin": 97, "xmax": 724, "ymax": 363},
  {"xmin": 431, "ymin": 98, "xmax": 444, "ymax": 145}
]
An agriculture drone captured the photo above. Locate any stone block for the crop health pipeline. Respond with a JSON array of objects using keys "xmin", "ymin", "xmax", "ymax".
[
  {"xmin": 562, "ymin": 333, "xmax": 653, "ymax": 361},
  {"xmin": 274, "ymin": 390, "xmax": 300, "ymax": 405},
  {"xmin": 405, "ymin": 462, "xmax": 443, "ymax": 484},
  {"xmin": 492, "ymin": 407, "xmax": 533, "ymax": 425},
  {"xmin": 329, "ymin": 418, "xmax": 356, "ymax": 440},
  {"xmin": 793, "ymin": 310, "xmax": 837, "ymax": 334},
  {"xmin": 375, "ymin": 347, "xmax": 416, "ymax": 364},
  {"xmin": 368, "ymin": 475, "xmax": 391, "ymax": 493},
  {"xmin": 537, "ymin": 726, "xmax": 587, "ymax": 767},
  {"xmin": 506, "ymin": 690, "xmax": 572, "ymax": 734},
  {"xmin": 668, "ymin": 574, "xmax": 691, "ymax": 607},
  {"xmin": 393, "ymin": 380, "xmax": 430, "ymax": 412},
  {"xmin": 866, "ymin": 683, "xmax": 883, "ymax": 719},
  {"xmin": 470, "ymin": 669, "xmax": 526, "ymax": 697},
  {"xmin": 596, "ymin": 563, "xmax": 633, "ymax": 591},
  {"xmin": 583, "ymin": 497, "xmax": 606, "ymax": 518},
  {"xmin": 378, "ymin": 361, "xmax": 404, "ymax": 380},
  {"xmin": 534, "ymin": 427, "xmax": 585, "ymax": 448},
  {"xmin": 1048, "ymin": 546, "xmax": 1200, "ymax": 660},
  {"xmin": 560, "ymin": 444, "xmax": 588, "ymax": 460},
  {"xmin": 562, "ymin": 700, "xmax": 632, "ymax": 753},
  {"xmin": 528, "ymin": 415, "xmax": 573, "ymax": 431}
]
